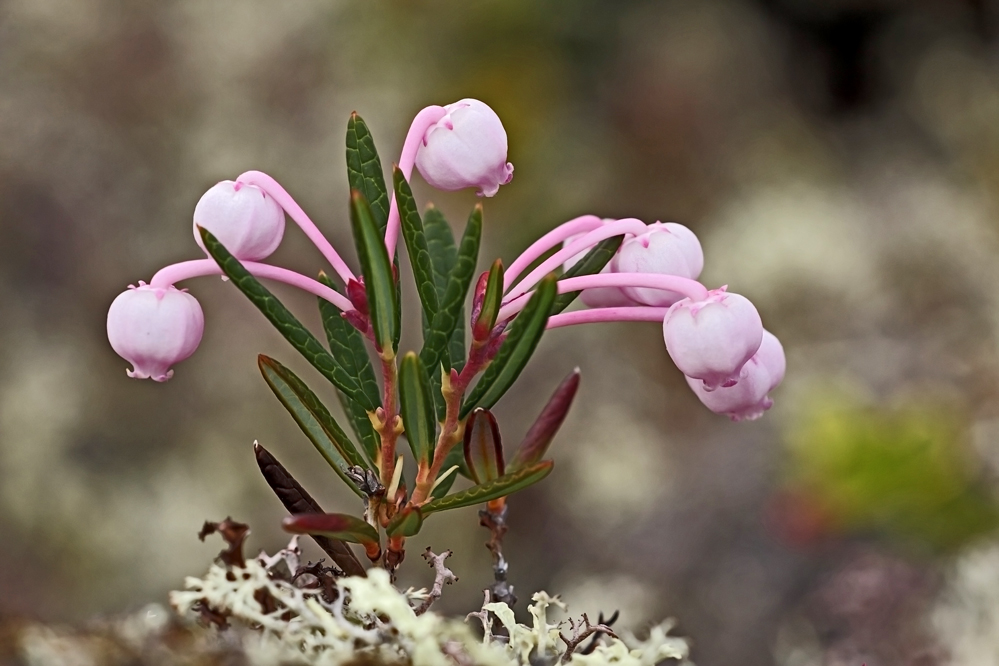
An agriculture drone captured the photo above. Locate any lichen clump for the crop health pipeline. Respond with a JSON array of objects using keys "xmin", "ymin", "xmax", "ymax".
[{"xmin": 165, "ymin": 543, "xmax": 691, "ymax": 666}]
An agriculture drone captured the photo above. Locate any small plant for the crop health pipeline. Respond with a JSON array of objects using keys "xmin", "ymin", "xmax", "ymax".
[{"xmin": 106, "ymin": 98, "xmax": 785, "ymax": 577}]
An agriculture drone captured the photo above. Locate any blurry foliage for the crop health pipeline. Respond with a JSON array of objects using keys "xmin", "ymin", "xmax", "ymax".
[{"xmin": 783, "ymin": 396, "xmax": 999, "ymax": 553}]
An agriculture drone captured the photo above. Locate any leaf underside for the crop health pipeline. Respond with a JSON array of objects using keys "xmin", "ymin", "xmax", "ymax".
[{"xmin": 422, "ymin": 461, "xmax": 554, "ymax": 514}]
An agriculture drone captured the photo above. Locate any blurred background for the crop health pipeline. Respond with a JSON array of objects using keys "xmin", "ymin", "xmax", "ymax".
[{"xmin": 4, "ymin": 0, "xmax": 999, "ymax": 664}]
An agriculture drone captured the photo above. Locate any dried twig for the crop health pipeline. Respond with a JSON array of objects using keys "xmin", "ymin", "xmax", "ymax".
[
  {"xmin": 198, "ymin": 517, "xmax": 249, "ymax": 568},
  {"xmin": 415, "ymin": 548, "xmax": 458, "ymax": 615},
  {"xmin": 465, "ymin": 590, "xmax": 494, "ymax": 643},
  {"xmin": 254, "ymin": 442, "xmax": 366, "ymax": 577},
  {"xmin": 480, "ymin": 504, "xmax": 516, "ymax": 607},
  {"xmin": 558, "ymin": 614, "xmax": 618, "ymax": 663},
  {"xmin": 579, "ymin": 610, "xmax": 619, "ymax": 655}
]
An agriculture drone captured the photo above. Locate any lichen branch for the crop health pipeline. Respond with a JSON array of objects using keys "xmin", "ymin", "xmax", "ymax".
[
  {"xmin": 415, "ymin": 548, "xmax": 458, "ymax": 615},
  {"xmin": 559, "ymin": 614, "xmax": 618, "ymax": 663}
]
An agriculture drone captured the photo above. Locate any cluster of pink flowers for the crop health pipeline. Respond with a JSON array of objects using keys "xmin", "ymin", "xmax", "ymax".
[{"xmin": 107, "ymin": 98, "xmax": 783, "ymax": 421}]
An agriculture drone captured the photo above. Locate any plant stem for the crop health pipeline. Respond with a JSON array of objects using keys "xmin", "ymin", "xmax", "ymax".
[
  {"xmin": 504, "ymin": 218, "xmax": 648, "ymax": 300},
  {"xmin": 497, "ymin": 274, "xmax": 709, "ymax": 322},
  {"xmin": 410, "ymin": 339, "xmax": 493, "ymax": 505},
  {"xmin": 546, "ymin": 306, "xmax": 672, "ymax": 329},
  {"xmin": 149, "ymin": 259, "xmax": 354, "ymax": 312},
  {"xmin": 235, "ymin": 170, "xmax": 356, "ymax": 284},
  {"xmin": 503, "ymin": 215, "xmax": 604, "ymax": 290},
  {"xmin": 375, "ymin": 352, "xmax": 401, "ymax": 490},
  {"xmin": 383, "ymin": 105, "xmax": 448, "ymax": 261}
]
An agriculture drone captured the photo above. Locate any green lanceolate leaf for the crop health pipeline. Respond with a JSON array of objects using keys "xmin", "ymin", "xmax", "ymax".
[
  {"xmin": 460, "ymin": 274, "xmax": 558, "ymax": 418},
  {"xmin": 473, "ymin": 259, "xmax": 504, "ymax": 340},
  {"xmin": 316, "ymin": 273, "xmax": 381, "ymax": 408},
  {"xmin": 316, "ymin": 272, "xmax": 381, "ymax": 465},
  {"xmin": 430, "ymin": 446, "xmax": 469, "ymax": 500},
  {"xmin": 385, "ymin": 506, "xmax": 423, "ymax": 537},
  {"xmin": 350, "ymin": 191, "xmax": 397, "ymax": 354},
  {"xmin": 346, "ymin": 113, "xmax": 390, "ymax": 233},
  {"xmin": 258, "ymin": 356, "xmax": 366, "ymax": 497},
  {"xmin": 399, "ymin": 352, "xmax": 435, "ymax": 465},
  {"xmin": 509, "ymin": 369, "xmax": 580, "ymax": 471},
  {"xmin": 394, "ymin": 167, "xmax": 439, "ymax": 323},
  {"xmin": 283, "ymin": 512, "xmax": 380, "ymax": 546},
  {"xmin": 464, "ymin": 408, "xmax": 504, "ymax": 484},
  {"xmin": 424, "ymin": 204, "xmax": 466, "ymax": 379},
  {"xmin": 424, "ymin": 205, "xmax": 458, "ymax": 300},
  {"xmin": 199, "ymin": 227, "xmax": 372, "ymax": 410},
  {"xmin": 422, "ymin": 461, "xmax": 554, "ymax": 514},
  {"xmin": 550, "ymin": 235, "xmax": 624, "ymax": 315},
  {"xmin": 420, "ymin": 204, "xmax": 482, "ymax": 376}
]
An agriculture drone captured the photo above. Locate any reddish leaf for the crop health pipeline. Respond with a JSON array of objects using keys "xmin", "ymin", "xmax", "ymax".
[
  {"xmin": 464, "ymin": 408, "xmax": 505, "ymax": 484},
  {"xmin": 509, "ymin": 369, "xmax": 580, "ymax": 470}
]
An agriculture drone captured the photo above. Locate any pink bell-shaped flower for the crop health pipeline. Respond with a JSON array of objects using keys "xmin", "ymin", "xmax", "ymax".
[
  {"xmin": 563, "ymin": 226, "xmax": 635, "ymax": 308},
  {"xmin": 193, "ymin": 180, "xmax": 285, "ymax": 261},
  {"xmin": 612, "ymin": 222, "xmax": 704, "ymax": 306},
  {"xmin": 415, "ymin": 99, "xmax": 514, "ymax": 197},
  {"xmin": 663, "ymin": 288, "xmax": 763, "ymax": 390},
  {"xmin": 107, "ymin": 283, "xmax": 205, "ymax": 381},
  {"xmin": 685, "ymin": 330, "xmax": 785, "ymax": 421}
]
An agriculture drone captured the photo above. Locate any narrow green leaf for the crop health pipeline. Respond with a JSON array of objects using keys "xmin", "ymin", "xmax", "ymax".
[
  {"xmin": 385, "ymin": 506, "xmax": 424, "ymax": 537},
  {"xmin": 420, "ymin": 204, "xmax": 482, "ymax": 375},
  {"xmin": 422, "ymin": 461, "xmax": 554, "ymax": 514},
  {"xmin": 350, "ymin": 191, "xmax": 397, "ymax": 353},
  {"xmin": 473, "ymin": 260, "xmax": 504, "ymax": 341},
  {"xmin": 550, "ymin": 235, "xmax": 624, "ymax": 315},
  {"xmin": 258, "ymin": 356, "xmax": 366, "ymax": 496},
  {"xmin": 424, "ymin": 204, "xmax": 467, "ymax": 378},
  {"xmin": 283, "ymin": 512, "xmax": 380, "ymax": 546},
  {"xmin": 346, "ymin": 113, "xmax": 389, "ymax": 233},
  {"xmin": 430, "ymin": 446, "xmax": 469, "ymax": 500},
  {"xmin": 509, "ymin": 369, "xmax": 580, "ymax": 471},
  {"xmin": 198, "ymin": 227, "xmax": 372, "ymax": 410},
  {"xmin": 316, "ymin": 272, "xmax": 381, "ymax": 465},
  {"xmin": 399, "ymin": 352, "xmax": 435, "ymax": 465},
  {"xmin": 424, "ymin": 204, "xmax": 458, "ymax": 301},
  {"xmin": 316, "ymin": 273, "xmax": 381, "ymax": 407},
  {"xmin": 460, "ymin": 274, "xmax": 558, "ymax": 418},
  {"xmin": 394, "ymin": 167, "xmax": 439, "ymax": 323},
  {"xmin": 463, "ymin": 408, "xmax": 504, "ymax": 484}
]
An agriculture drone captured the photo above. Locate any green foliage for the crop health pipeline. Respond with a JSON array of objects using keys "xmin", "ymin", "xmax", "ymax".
[
  {"xmin": 422, "ymin": 461, "xmax": 554, "ymax": 514},
  {"xmin": 785, "ymin": 397, "xmax": 999, "ymax": 553},
  {"xmin": 474, "ymin": 260, "xmax": 504, "ymax": 340},
  {"xmin": 198, "ymin": 227, "xmax": 373, "ymax": 410},
  {"xmin": 350, "ymin": 191, "xmax": 397, "ymax": 354},
  {"xmin": 394, "ymin": 168, "xmax": 439, "ymax": 324},
  {"xmin": 385, "ymin": 506, "xmax": 424, "ymax": 537},
  {"xmin": 550, "ymin": 235, "xmax": 623, "ymax": 315},
  {"xmin": 258, "ymin": 356, "xmax": 367, "ymax": 497},
  {"xmin": 420, "ymin": 205, "xmax": 481, "ymax": 377},
  {"xmin": 346, "ymin": 113, "xmax": 390, "ymax": 234},
  {"xmin": 399, "ymin": 352, "xmax": 435, "ymax": 466},
  {"xmin": 316, "ymin": 273, "xmax": 380, "ymax": 464},
  {"xmin": 461, "ymin": 275, "xmax": 558, "ymax": 418},
  {"xmin": 430, "ymin": 446, "xmax": 469, "ymax": 499}
]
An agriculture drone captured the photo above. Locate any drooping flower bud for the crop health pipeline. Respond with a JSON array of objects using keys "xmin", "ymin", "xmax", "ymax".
[
  {"xmin": 612, "ymin": 222, "xmax": 704, "ymax": 306},
  {"xmin": 663, "ymin": 288, "xmax": 763, "ymax": 390},
  {"xmin": 415, "ymin": 99, "xmax": 514, "ymax": 197},
  {"xmin": 563, "ymin": 226, "xmax": 635, "ymax": 308},
  {"xmin": 193, "ymin": 180, "xmax": 285, "ymax": 261},
  {"xmin": 685, "ymin": 331, "xmax": 785, "ymax": 421},
  {"xmin": 107, "ymin": 283, "xmax": 205, "ymax": 381}
]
